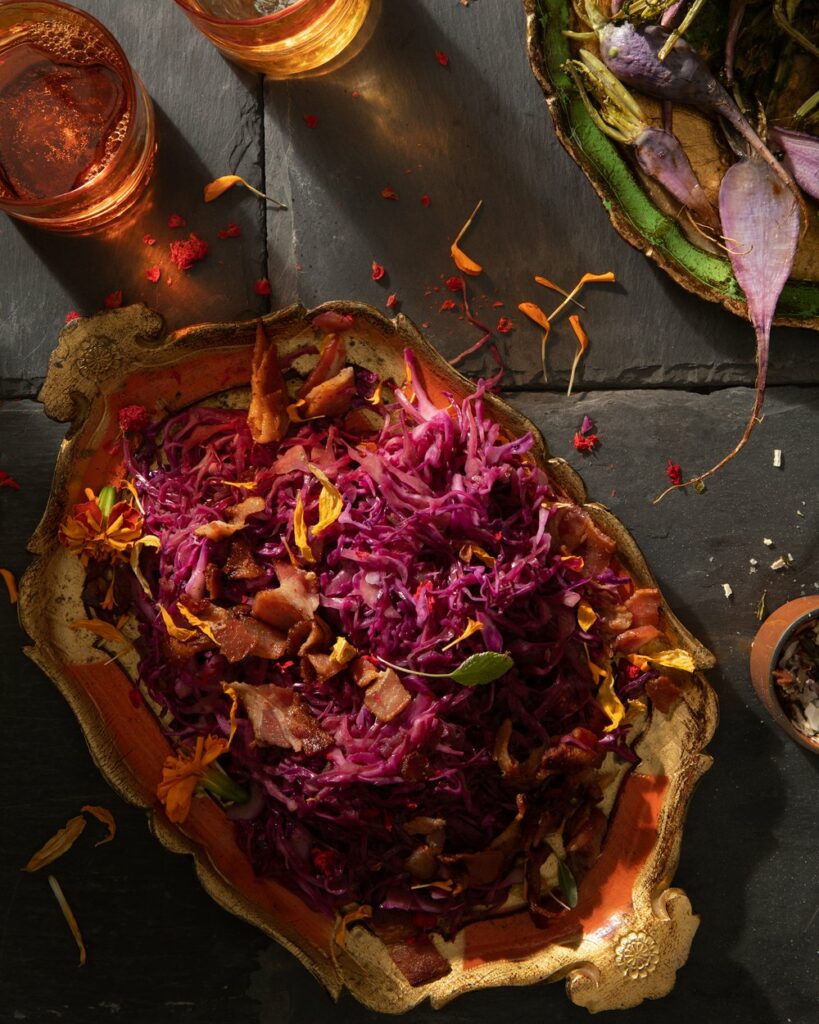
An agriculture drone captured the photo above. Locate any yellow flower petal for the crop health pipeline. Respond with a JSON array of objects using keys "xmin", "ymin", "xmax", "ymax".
[
  {"xmin": 293, "ymin": 492, "xmax": 315, "ymax": 563},
  {"xmin": 177, "ymin": 603, "xmax": 218, "ymax": 643},
  {"xmin": 70, "ymin": 618, "xmax": 131, "ymax": 652},
  {"xmin": 223, "ymin": 685, "xmax": 239, "ymax": 748},
  {"xmin": 450, "ymin": 200, "xmax": 483, "ymax": 276},
  {"xmin": 159, "ymin": 606, "xmax": 197, "ymax": 642},
  {"xmin": 1, "ymin": 568, "xmax": 18, "ymax": 604},
  {"xmin": 308, "ymin": 463, "xmax": 343, "ymax": 536},
  {"xmin": 130, "ymin": 535, "xmax": 160, "ymax": 596},
  {"xmin": 48, "ymin": 875, "xmax": 87, "ymax": 967},
  {"xmin": 23, "ymin": 816, "xmax": 87, "ymax": 872},
  {"xmin": 366, "ymin": 379, "xmax": 384, "ymax": 405},
  {"xmin": 643, "ymin": 649, "xmax": 696, "ymax": 674},
  {"xmin": 80, "ymin": 806, "xmax": 116, "ymax": 846},
  {"xmin": 577, "ymin": 600, "xmax": 597, "ymax": 632},
  {"xmin": 442, "ymin": 618, "xmax": 484, "ymax": 651},
  {"xmin": 459, "ymin": 543, "xmax": 495, "ymax": 567}
]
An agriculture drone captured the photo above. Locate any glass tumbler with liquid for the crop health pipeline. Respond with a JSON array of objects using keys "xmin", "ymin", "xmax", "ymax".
[
  {"xmin": 173, "ymin": 0, "xmax": 372, "ymax": 78},
  {"xmin": 0, "ymin": 1, "xmax": 155, "ymax": 232}
]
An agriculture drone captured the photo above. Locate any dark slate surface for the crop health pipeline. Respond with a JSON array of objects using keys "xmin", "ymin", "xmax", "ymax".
[
  {"xmin": 1, "ymin": 1, "xmax": 818, "ymax": 1022},
  {"xmin": 1, "ymin": 389, "xmax": 817, "ymax": 1024},
  {"xmin": 0, "ymin": 0, "xmax": 268, "ymax": 399},
  {"xmin": 262, "ymin": 0, "xmax": 819, "ymax": 391}
]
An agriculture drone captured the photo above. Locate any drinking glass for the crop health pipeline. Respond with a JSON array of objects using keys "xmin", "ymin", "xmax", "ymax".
[
  {"xmin": 173, "ymin": 0, "xmax": 372, "ymax": 78},
  {"xmin": 0, "ymin": 0, "xmax": 155, "ymax": 232}
]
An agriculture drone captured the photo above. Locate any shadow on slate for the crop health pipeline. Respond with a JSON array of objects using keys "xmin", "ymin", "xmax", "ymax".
[{"xmin": 262, "ymin": 0, "xmax": 819, "ymax": 393}]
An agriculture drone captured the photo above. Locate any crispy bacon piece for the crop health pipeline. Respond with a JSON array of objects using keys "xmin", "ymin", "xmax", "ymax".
[
  {"xmin": 541, "ymin": 729, "xmax": 605, "ymax": 774},
  {"xmin": 615, "ymin": 625, "xmax": 662, "ymax": 652},
  {"xmin": 195, "ymin": 496, "xmax": 266, "ymax": 540},
  {"xmin": 293, "ymin": 616, "xmax": 332, "ymax": 655},
  {"xmin": 598, "ymin": 600, "xmax": 633, "ymax": 634},
  {"xmin": 305, "ymin": 652, "xmax": 347, "ymax": 682},
  {"xmin": 204, "ymin": 563, "xmax": 222, "ymax": 600},
  {"xmin": 646, "ymin": 673, "xmax": 683, "ymax": 713},
  {"xmin": 351, "ymin": 656, "xmax": 381, "ymax": 689},
  {"xmin": 298, "ymin": 334, "xmax": 346, "ymax": 398},
  {"xmin": 231, "ymin": 682, "xmax": 331, "ymax": 754},
  {"xmin": 301, "ymin": 366, "xmax": 355, "ymax": 419},
  {"xmin": 625, "ymin": 588, "xmax": 662, "ymax": 628},
  {"xmin": 363, "ymin": 668, "xmax": 411, "ymax": 722},
  {"xmin": 161, "ymin": 630, "xmax": 215, "ymax": 666},
  {"xmin": 552, "ymin": 506, "xmax": 616, "ymax": 576},
  {"xmin": 252, "ymin": 562, "xmax": 319, "ymax": 631},
  {"xmin": 248, "ymin": 323, "xmax": 289, "ymax": 444},
  {"xmin": 369, "ymin": 913, "xmax": 452, "ymax": 987},
  {"xmin": 212, "ymin": 611, "xmax": 289, "ymax": 662},
  {"xmin": 224, "ymin": 537, "xmax": 264, "ymax": 580}
]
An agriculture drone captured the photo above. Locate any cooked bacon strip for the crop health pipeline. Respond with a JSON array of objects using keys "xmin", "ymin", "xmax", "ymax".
[
  {"xmin": 351, "ymin": 656, "xmax": 381, "ymax": 689},
  {"xmin": 195, "ymin": 496, "xmax": 266, "ymax": 540},
  {"xmin": 625, "ymin": 588, "xmax": 662, "ymax": 628},
  {"xmin": 252, "ymin": 561, "xmax": 319, "ymax": 631},
  {"xmin": 231, "ymin": 682, "xmax": 331, "ymax": 754},
  {"xmin": 301, "ymin": 366, "xmax": 355, "ymax": 419},
  {"xmin": 363, "ymin": 668, "xmax": 411, "ymax": 722},
  {"xmin": 248, "ymin": 322, "xmax": 289, "ymax": 444},
  {"xmin": 204, "ymin": 563, "xmax": 223, "ymax": 599},
  {"xmin": 224, "ymin": 537, "xmax": 264, "ymax": 580},
  {"xmin": 552, "ymin": 506, "xmax": 616, "ymax": 576},
  {"xmin": 615, "ymin": 625, "xmax": 662, "ymax": 653},
  {"xmin": 599, "ymin": 603, "xmax": 633, "ymax": 634},
  {"xmin": 298, "ymin": 334, "xmax": 346, "ymax": 398},
  {"xmin": 212, "ymin": 610, "xmax": 289, "ymax": 662},
  {"xmin": 646, "ymin": 674, "xmax": 683, "ymax": 713}
]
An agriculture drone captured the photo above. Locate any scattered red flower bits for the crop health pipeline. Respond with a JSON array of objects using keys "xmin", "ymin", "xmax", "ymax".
[
  {"xmin": 492, "ymin": 300, "xmax": 504, "ymax": 308},
  {"xmin": 351, "ymin": 89, "xmax": 360, "ymax": 98},
  {"xmin": 381, "ymin": 186, "xmax": 398, "ymax": 201},
  {"xmin": 666, "ymin": 459, "xmax": 683, "ymax": 486},
  {"xmin": 254, "ymin": 277, "xmax": 272, "ymax": 296},
  {"xmin": 420, "ymin": 194, "xmax": 431, "ymax": 207},
  {"xmin": 446, "ymin": 275, "xmax": 464, "ymax": 293},
  {"xmin": 439, "ymin": 298, "xmax": 457, "ymax": 312},
  {"xmin": 145, "ymin": 266, "xmax": 161, "ymax": 284},
  {"xmin": 142, "ymin": 234, "xmax": 156, "ymax": 246},
  {"xmin": 217, "ymin": 223, "xmax": 241, "ymax": 239},
  {"xmin": 573, "ymin": 432, "xmax": 600, "ymax": 454},
  {"xmin": 167, "ymin": 213, "xmax": 185, "ymax": 229},
  {"xmin": 104, "ymin": 290, "xmax": 123, "ymax": 309},
  {"xmin": 0, "ymin": 469, "xmax": 21, "ymax": 490},
  {"xmin": 496, "ymin": 316, "xmax": 514, "ymax": 334},
  {"xmin": 579, "ymin": 414, "xmax": 595, "ymax": 436},
  {"xmin": 386, "ymin": 293, "xmax": 398, "ymax": 309},
  {"xmin": 64, "ymin": 311, "xmax": 81, "ymax": 324},
  {"xmin": 303, "ymin": 113, "xmax": 319, "ymax": 129},
  {"xmin": 169, "ymin": 234, "xmax": 209, "ymax": 271},
  {"xmin": 371, "ymin": 261, "xmax": 386, "ymax": 282},
  {"xmin": 118, "ymin": 404, "xmax": 150, "ymax": 433},
  {"xmin": 434, "ymin": 49, "xmax": 450, "ymax": 67}
]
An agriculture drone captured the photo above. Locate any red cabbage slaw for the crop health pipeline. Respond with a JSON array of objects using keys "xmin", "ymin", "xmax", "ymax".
[{"xmin": 123, "ymin": 347, "xmax": 657, "ymax": 930}]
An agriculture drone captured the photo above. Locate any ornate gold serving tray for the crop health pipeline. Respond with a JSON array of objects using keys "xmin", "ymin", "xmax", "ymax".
[{"xmin": 20, "ymin": 302, "xmax": 717, "ymax": 1013}]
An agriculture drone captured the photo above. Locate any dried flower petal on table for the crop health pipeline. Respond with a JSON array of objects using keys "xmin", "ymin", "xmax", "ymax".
[
  {"xmin": 386, "ymin": 293, "xmax": 398, "ymax": 309},
  {"xmin": 534, "ymin": 275, "xmax": 585, "ymax": 309},
  {"xmin": 203, "ymin": 175, "xmax": 286, "ymax": 209},
  {"xmin": 579, "ymin": 415, "xmax": 595, "ymax": 436},
  {"xmin": 48, "ymin": 875, "xmax": 86, "ymax": 966},
  {"xmin": 566, "ymin": 315, "xmax": 589, "ymax": 397},
  {"xmin": 666, "ymin": 459, "xmax": 683, "ymax": 486},
  {"xmin": 496, "ymin": 316, "xmax": 514, "ymax": 334},
  {"xmin": 421, "ymin": 194, "xmax": 431, "ymax": 206},
  {"xmin": 23, "ymin": 815, "xmax": 86, "ymax": 872},
  {"xmin": 0, "ymin": 469, "xmax": 20, "ymax": 489},
  {"xmin": 371, "ymin": 261, "xmax": 386, "ymax": 282},
  {"xmin": 255, "ymin": 277, "xmax": 272, "ymax": 296},
  {"xmin": 381, "ymin": 186, "xmax": 398, "ymax": 201},
  {"xmin": 145, "ymin": 266, "xmax": 161, "ymax": 284},
  {"xmin": 169, "ymin": 234, "xmax": 209, "ymax": 271},
  {"xmin": 142, "ymin": 233, "xmax": 156, "ymax": 246},
  {"xmin": 446, "ymin": 275, "xmax": 464, "ymax": 293},
  {"xmin": 303, "ymin": 114, "xmax": 319, "ymax": 129},
  {"xmin": 1, "ymin": 568, "xmax": 18, "ymax": 603},
  {"xmin": 434, "ymin": 49, "xmax": 450, "ymax": 67},
  {"xmin": 217, "ymin": 223, "xmax": 241, "ymax": 239},
  {"xmin": 103, "ymin": 290, "xmax": 123, "ymax": 309},
  {"xmin": 80, "ymin": 806, "xmax": 116, "ymax": 846},
  {"xmin": 573, "ymin": 431, "xmax": 600, "ymax": 454},
  {"xmin": 64, "ymin": 311, "xmax": 81, "ymax": 324},
  {"xmin": 722, "ymin": 583, "xmax": 733, "ymax": 600},
  {"xmin": 517, "ymin": 301, "xmax": 551, "ymax": 382},
  {"xmin": 167, "ymin": 213, "xmax": 185, "ymax": 228},
  {"xmin": 450, "ymin": 200, "xmax": 483, "ymax": 276},
  {"xmin": 439, "ymin": 298, "xmax": 457, "ymax": 312}
]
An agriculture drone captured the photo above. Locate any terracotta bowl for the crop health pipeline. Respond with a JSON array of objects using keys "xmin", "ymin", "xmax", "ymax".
[
  {"xmin": 20, "ymin": 302, "xmax": 718, "ymax": 1013},
  {"xmin": 750, "ymin": 597, "xmax": 819, "ymax": 754}
]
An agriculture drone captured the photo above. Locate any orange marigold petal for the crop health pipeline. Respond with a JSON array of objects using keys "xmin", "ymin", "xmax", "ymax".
[
  {"xmin": 48, "ymin": 875, "xmax": 87, "ymax": 966},
  {"xmin": 80, "ymin": 805, "xmax": 116, "ymax": 846},
  {"xmin": 23, "ymin": 816, "xmax": 87, "ymax": 872}
]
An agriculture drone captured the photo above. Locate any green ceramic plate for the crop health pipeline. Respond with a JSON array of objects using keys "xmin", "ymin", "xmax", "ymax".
[{"xmin": 525, "ymin": 0, "xmax": 819, "ymax": 328}]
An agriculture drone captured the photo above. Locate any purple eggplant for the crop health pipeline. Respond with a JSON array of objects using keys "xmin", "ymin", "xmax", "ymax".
[
  {"xmin": 569, "ymin": 49, "xmax": 720, "ymax": 230},
  {"xmin": 768, "ymin": 126, "xmax": 819, "ymax": 201},
  {"xmin": 582, "ymin": 4, "xmax": 803, "ymax": 206}
]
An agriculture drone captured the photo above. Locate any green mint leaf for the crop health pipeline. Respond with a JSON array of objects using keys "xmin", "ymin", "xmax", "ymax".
[{"xmin": 449, "ymin": 652, "xmax": 514, "ymax": 686}]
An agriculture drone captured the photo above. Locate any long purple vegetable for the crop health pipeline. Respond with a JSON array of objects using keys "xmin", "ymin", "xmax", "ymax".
[
  {"xmin": 582, "ymin": 3, "xmax": 803, "ymax": 209},
  {"xmin": 569, "ymin": 49, "xmax": 719, "ymax": 230},
  {"xmin": 768, "ymin": 126, "xmax": 819, "ymax": 201},
  {"xmin": 656, "ymin": 155, "xmax": 801, "ymax": 499}
]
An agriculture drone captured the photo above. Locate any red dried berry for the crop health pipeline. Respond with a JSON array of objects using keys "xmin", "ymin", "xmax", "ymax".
[
  {"xmin": 446, "ymin": 275, "xmax": 464, "ymax": 293},
  {"xmin": 666, "ymin": 459, "xmax": 683, "ymax": 486}
]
